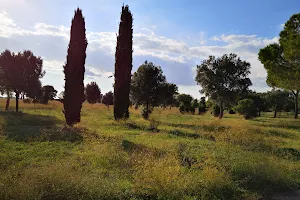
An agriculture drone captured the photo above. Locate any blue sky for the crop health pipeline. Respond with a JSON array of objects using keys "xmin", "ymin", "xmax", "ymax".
[{"xmin": 0, "ymin": 0, "xmax": 299, "ymax": 98}]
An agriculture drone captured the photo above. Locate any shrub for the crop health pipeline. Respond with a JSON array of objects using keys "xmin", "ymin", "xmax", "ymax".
[
  {"xmin": 211, "ymin": 104, "xmax": 220, "ymax": 117},
  {"xmin": 198, "ymin": 105, "xmax": 206, "ymax": 114},
  {"xmin": 179, "ymin": 103, "xmax": 186, "ymax": 114},
  {"xmin": 234, "ymin": 99, "xmax": 257, "ymax": 119}
]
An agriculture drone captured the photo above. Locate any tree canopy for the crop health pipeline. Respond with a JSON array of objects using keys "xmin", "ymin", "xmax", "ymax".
[
  {"xmin": 259, "ymin": 13, "xmax": 300, "ymax": 119},
  {"xmin": 0, "ymin": 50, "xmax": 45, "ymax": 112},
  {"xmin": 195, "ymin": 53, "xmax": 252, "ymax": 119},
  {"xmin": 130, "ymin": 61, "xmax": 166, "ymax": 119},
  {"xmin": 85, "ymin": 82, "xmax": 101, "ymax": 104}
]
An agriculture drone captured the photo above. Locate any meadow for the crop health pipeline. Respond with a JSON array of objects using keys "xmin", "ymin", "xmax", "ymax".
[{"xmin": 0, "ymin": 100, "xmax": 300, "ymax": 200}]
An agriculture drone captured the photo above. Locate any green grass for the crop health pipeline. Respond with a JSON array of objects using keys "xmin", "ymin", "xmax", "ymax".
[{"xmin": 1, "ymin": 100, "xmax": 300, "ymax": 199}]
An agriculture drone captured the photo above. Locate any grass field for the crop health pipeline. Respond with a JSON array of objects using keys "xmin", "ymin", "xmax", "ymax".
[{"xmin": 0, "ymin": 99, "xmax": 300, "ymax": 199}]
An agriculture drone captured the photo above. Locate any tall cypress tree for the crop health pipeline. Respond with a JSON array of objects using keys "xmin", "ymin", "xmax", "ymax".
[
  {"xmin": 114, "ymin": 5, "xmax": 133, "ymax": 120},
  {"xmin": 63, "ymin": 8, "xmax": 87, "ymax": 126}
]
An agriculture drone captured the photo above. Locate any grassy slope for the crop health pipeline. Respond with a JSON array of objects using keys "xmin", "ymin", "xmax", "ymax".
[{"xmin": 0, "ymin": 100, "xmax": 300, "ymax": 200}]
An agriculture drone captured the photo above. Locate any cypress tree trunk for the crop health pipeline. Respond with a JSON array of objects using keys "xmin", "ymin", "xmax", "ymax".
[
  {"xmin": 15, "ymin": 91, "xmax": 19, "ymax": 113},
  {"xmin": 63, "ymin": 8, "xmax": 87, "ymax": 126},
  {"xmin": 114, "ymin": 5, "xmax": 133, "ymax": 120},
  {"xmin": 293, "ymin": 90, "xmax": 299, "ymax": 119},
  {"xmin": 5, "ymin": 90, "xmax": 10, "ymax": 111}
]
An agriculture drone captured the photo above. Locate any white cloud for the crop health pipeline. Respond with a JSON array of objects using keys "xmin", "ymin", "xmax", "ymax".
[{"xmin": 0, "ymin": 10, "xmax": 277, "ymax": 96}]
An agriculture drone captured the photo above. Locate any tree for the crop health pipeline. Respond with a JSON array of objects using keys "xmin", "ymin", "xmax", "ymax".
[
  {"xmin": 159, "ymin": 83, "xmax": 178, "ymax": 108},
  {"xmin": 40, "ymin": 85, "xmax": 57, "ymax": 104},
  {"xmin": 267, "ymin": 90, "xmax": 288, "ymax": 118},
  {"xmin": 198, "ymin": 97, "xmax": 206, "ymax": 114},
  {"xmin": 102, "ymin": 91, "xmax": 114, "ymax": 107},
  {"xmin": 63, "ymin": 8, "xmax": 87, "ymax": 126},
  {"xmin": 177, "ymin": 94, "xmax": 193, "ymax": 113},
  {"xmin": 114, "ymin": 5, "xmax": 133, "ymax": 120},
  {"xmin": 0, "ymin": 50, "xmax": 45, "ymax": 112},
  {"xmin": 195, "ymin": 53, "xmax": 252, "ymax": 119},
  {"xmin": 130, "ymin": 61, "xmax": 166, "ymax": 119},
  {"xmin": 244, "ymin": 91, "xmax": 268, "ymax": 117},
  {"xmin": 85, "ymin": 82, "xmax": 101, "ymax": 105},
  {"xmin": 191, "ymin": 99, "xmax": 199, "ymax": 114},
  {"xmin": 234, "ymin": 99, "xmax": 258, "ymax": 119},
  {"xmin": 258, "ymin": 14, "xmax": 300, "ymax": 119}
]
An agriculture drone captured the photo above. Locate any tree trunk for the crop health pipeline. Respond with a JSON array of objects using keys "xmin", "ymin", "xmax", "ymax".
[
  {"xmin": 219, "ymin": 102, "xmax": 224, "ymax": 119},
  {"xmin": 15, "ymin": 92, "xmax": 19, "ymax": 113},
  {"xmin": 5, "ymin": 91, "xmax": 10, "ymax": 111},
  {"xmin": 273, "ymin": 110, "xmax": 277, "ymax": 118},
  {"xmin": 258, "ymin": 110, "xmax": 261, "ymax": 117},
  {"xmin": 293, "ymin": 91, "xmax": 299, "ymax": 119}
]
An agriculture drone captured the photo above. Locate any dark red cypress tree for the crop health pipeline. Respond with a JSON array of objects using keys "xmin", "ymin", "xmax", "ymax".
[
  {"xmin": 114, "ymin": 5, "xmax": 133, "ymax": 120},
  {"xmin": 63, "ymin": 8, "xmax": 87, "ymax": 126}
]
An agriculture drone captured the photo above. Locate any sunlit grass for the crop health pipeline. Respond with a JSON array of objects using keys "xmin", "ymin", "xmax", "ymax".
[{"xmin": 0, "ymin": 99, "xmax": 300, "ymax": 199}]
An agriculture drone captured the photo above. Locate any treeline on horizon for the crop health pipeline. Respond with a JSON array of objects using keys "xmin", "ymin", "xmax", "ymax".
[{"xmin": 0, "ymin": 5, "xmax": 300, "ymax": 125}]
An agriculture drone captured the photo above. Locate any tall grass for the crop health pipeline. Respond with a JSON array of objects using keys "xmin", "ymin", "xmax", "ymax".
[{"xmin": 0, "ymin": 100, "xmax": 300, "ymax": 199}]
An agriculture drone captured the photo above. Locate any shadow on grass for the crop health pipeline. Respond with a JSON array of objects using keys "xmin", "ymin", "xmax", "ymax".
[
  {"xmin": 168, "ymin": 129, "xmax": 216, "ymax": 141},
  {"xmin": 161, "ymin": 121, "xmax": 230, "ymax": 132},
  {"xmin": 0, "ymin": 112, "xmax": 83, "ymax": 142},
  {"xmin": 122, "ymin": 139, "xmax": 165, "ymax": 157}
]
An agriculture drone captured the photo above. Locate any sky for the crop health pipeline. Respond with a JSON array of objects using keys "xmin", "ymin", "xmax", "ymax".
[{"xmin": 0, "ymin": 0, "xmax": 299, "ymax": 98}]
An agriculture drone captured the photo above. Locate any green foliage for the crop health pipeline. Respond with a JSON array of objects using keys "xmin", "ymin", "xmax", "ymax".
[
  {"xmin": 198, "ymin": 97, "xmax": 207, "ymax": 114},
  {"xmin": 131, "ymin": 61, "xmax": 166, "ymax": 118},
  {"xmin": 159, "ymin": 83, "xmax": 178, "ymax": 108},
  {"xmin": 63, "ymin": 8, "xmax": 87, "ymax": 126},
  {"xmin": 41, "ymin": 85, "xmax": 57, "ymax": 104},
  {"xmin": 177, "ymin": 94, "xmax": 193, "ymax": 114},
  {"xmin": 195, "ymin": 53, "xmax": 252, "ymax": 118},
  {"xmin": 102, "ymin": 91, "xmax": 113, "ymax": 107},
  {"xmin": 0, "ymin": 50, "xmax": 45, "ymax": 112},
  {"xmin": 85, "ymin": 82, "xmax": 101, "ymax": 104},
  {"xmin": 258, "ymin": 13, "xmax": 300, "ymax": 119},
  {"xmin": 212, "ymin": 104, "xmax": 220, "ymax": 117},
  {"xmin": 234, "ymin": 99, "xmax": 258, "ymax": 119},
  {"xmin": 114, "ymin": 5, "xmax": 133, "ymax": 120}
]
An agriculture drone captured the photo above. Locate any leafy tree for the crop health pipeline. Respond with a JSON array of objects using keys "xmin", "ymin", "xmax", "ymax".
[
  {"xmin": 234, "ymin": 99, "xmax": 258, "ymax": 119},
  {"xmin": 160, "ymin": 83, "xmax": 178, "ymax": 108},
  {"xmin": 114, "ymin": 5, "xmax": 133, "ymax": 120},
  {"xmin": 211, "ymin": 103, "xmax": 220, "ymax": 117},
  {"xmin": 195, "ymin": 53, "xmax": 252, "ymax": 119},
  {"xmin": 267, "ymin": 90, "xmax": 288, "ymax": 118},
  {"xmin": 85, "ymin": 82, "xmax": 101, "ymax": 104},
  {"xmin": 0, "ymin": 50, "xmax": 45, "ymax": 112},
  {"xmin": 63, "ymin": 8, "xmax": 87, "ymax": 126},
  {"xmin": 198, "ymin": 97, "xmax": 206, "ymax": 114},
  {"xmin": 258, "ymin": 14, "xmax": 300, "ymax": 119},
  {"xmin": 177, "ymin": 94, "xmax": 193, "ymax": 113},
  {"xmin": 244, "ymin": 91, "xmax": 268, "ymax": 117},
  {"xmin": 191, "ymin": 99, "xmax": 199, "ymax": 114},
  {"xmin": 102, "ymin": 91, "xmax": 114, "ymax": 107},
  {"xmin": 130, "ymin": 61, "xmax": 166, "ymax": 119},
  {"xmin": 39, "ymin": 85, "xmax": 57, "ymax": 104}
]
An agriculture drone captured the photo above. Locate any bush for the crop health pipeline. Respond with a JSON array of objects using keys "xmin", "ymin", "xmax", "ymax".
[
  {"xmin": 211, "ymin": 104, "xmax": 220, "ymax": 117},
  {"xmin": 234, "ymin": 99, "xmax": 257, "ymax": 119},
  {"xmin": 179, "ymin": 103, "xmax": 186, "ymax": 114},
  {"xmin": 198, "ymin": 105, "xmax": 206, "ymax": 114}
]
